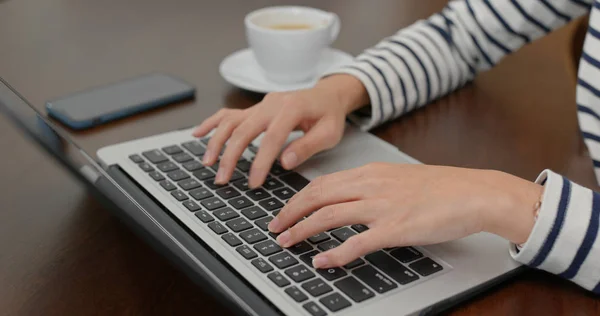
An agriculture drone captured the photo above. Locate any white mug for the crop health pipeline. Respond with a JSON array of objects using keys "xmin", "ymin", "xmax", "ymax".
[{"xmin": 245, "ymin": 6, "xmax": 340, "ymax": 84}]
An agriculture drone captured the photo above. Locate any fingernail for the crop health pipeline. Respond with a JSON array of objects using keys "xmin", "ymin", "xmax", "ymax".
[
  {"xmin": 282, "ymin": 152, "xmax": 298, "ymax": 169},
  {"xmin": 312, "ymin": 255, "xmax": 329, "ymax": 269},
  {"xmin": 202, "ymin": 150, "xmax": 213, "ymax": 164},
  {"xmin": 276, "ymin": 231, "xmax": 291, "ymax": 247},
  {"xmin": 268, "ymin": 217, "xmax": 280, "ymax": 232},
  {"xmin": 215, "ymin": 169, "xmax": 226, "ymax": 184}
]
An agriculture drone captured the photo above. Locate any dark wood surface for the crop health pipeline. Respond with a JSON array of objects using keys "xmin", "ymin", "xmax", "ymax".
[{"xmin": 1, "ymin": 0, "xmax": 599, "ymax": 315}]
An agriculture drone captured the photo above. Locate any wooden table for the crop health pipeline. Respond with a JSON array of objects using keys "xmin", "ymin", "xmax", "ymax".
[{"xmin": 0, "ymin": 0, "xmax": 598, "ymax": 315}]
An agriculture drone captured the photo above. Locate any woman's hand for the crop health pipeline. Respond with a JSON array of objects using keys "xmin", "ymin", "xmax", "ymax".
[
  {"xmin": 268, "ymin": 163, "xmax": 543, "ymax": 269},
  {"xmin": 192, "ymin": 74, "xmax": 368, "ymax": 188}
]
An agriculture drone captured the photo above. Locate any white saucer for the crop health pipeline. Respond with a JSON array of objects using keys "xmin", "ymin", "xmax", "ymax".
[{"xmin": 219, "ymin": 48, "xmax": 354, "ymax": 93}]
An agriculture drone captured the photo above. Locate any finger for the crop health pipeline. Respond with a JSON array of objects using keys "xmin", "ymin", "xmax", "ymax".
[
  {"xmin": 269, "ymin": 169, "xmax": 367, "ymax": 233},
  {"xmin": 275, "ymin": 200, "xmax": 376, "ymax": 247},
  {"xmin": 312, "ymin": 228, "xmax": 386, "ymax": 269},
  {"xmin": 280, "ymin": 118, "xmax": 343, "ymax": 170},
  {"xmin": 248, "ymin": 109, "xmax": 303, "ymax": 188},
  {"xmin": 215, "ymin": 115, "xmax": 269, "ymax": 184},
  {"xmin": 203, "ymin": 115, "xmax": 243, "ymax": 166},
  {"xmin": 192, "ymin": 109, "xmax": 228, "ymax": 138}
]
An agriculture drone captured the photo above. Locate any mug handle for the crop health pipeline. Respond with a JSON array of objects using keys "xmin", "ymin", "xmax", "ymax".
[{"xmin": 329, "ymin": 13, "xmax": 341, "ymax": 44}]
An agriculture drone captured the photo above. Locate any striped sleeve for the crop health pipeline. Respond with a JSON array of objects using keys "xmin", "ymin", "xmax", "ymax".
[
  {"xmin": 509, "ymin": 170, "xmax": 600, "ymax": 293},
  {"xmin": 324, "ymin": 0, "xmax": 592, "ymax": 130}
]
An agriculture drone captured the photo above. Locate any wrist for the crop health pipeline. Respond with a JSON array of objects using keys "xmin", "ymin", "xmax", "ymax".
[
  {"xmin": 314, "ymin": 74, "xmax": 369, "ymax": 115},
  {"xmin": 480, "ymin": 170, "xmax": 543, "ymax": 245}
]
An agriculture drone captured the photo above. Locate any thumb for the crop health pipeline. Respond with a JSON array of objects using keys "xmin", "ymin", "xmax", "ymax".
[{"xmin": 279, "ymin": 118, "xmax": 344, "ymax": 170}]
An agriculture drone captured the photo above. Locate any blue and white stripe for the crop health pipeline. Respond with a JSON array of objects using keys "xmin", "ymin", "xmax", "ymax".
[{"xmin": 326, "ymin": 0, "xmax": 600, "ymax": 293}]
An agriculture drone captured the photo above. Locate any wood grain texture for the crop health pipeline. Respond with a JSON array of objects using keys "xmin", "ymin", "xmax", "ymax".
[{"xmin": 0, "ymin": 0, "xmax": 598, "ymax": 315}]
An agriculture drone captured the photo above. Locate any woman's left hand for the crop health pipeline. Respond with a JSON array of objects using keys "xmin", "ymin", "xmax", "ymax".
[{"xmin": 268, "ymin": 163, "xmax": 543, "ymax": 269}]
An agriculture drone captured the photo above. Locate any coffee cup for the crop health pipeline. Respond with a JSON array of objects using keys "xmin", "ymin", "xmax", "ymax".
[{"xmin": 245, "ymin": 6, "xmax": 340, "ymax": 84}]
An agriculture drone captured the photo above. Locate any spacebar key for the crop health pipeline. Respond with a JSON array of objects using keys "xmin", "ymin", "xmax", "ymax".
[
  {"xmin": 365, "ymin": 251, "xmax": 419, "ymax": 285},
  {"xmin": 279, "ymin": 172, "xmax": 310, "ymax": 192}
]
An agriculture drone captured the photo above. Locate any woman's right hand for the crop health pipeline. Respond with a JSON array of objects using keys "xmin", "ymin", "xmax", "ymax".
[{"xmin": 192, "ymin": 74, "xmax": 368, "ymax": 188}]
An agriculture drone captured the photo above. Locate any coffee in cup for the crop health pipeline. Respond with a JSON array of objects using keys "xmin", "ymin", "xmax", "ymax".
[{"xmin": 245, "ymin": 6, "xmax": 340, "ymax": 84}]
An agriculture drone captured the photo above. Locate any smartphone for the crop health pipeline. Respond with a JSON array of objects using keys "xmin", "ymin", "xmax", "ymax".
[{"xmin": 46, "ymin": 73, "xmax": 195, "ymax": 130}]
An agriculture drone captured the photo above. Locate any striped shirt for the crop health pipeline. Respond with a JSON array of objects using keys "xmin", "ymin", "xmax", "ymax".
[{"xmin": 328, "ymin": 0, "xmax": 600, "ymax": 293}]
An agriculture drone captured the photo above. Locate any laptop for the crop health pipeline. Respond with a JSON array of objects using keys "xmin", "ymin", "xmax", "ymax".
[{"xmin": 0, "ymin": 77, "xmax": 525, "ymax": 316}]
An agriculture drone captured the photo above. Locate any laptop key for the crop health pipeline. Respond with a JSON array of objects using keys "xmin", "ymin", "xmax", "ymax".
[
  {"xmin": 303, "ymin": 302, "xmax": 327, "ymax": 316},
  {"xmin": 182, "ymin": 141, "xmax": 206, "ymax": 156},
  {"xmin": 167, "ymin": 170, "xmax": 190, "ymax": 181},
  {"xmin": 200, "ymin": 137, "xmax": 210, "ymax": 145},
  {"xmin": 230, "ymin": 170, "xmax": 244, "ymax": 182},
  {"xmin": 317, "ymin": 267, "xmax": 347, "ymax": 281},
  {"xmin": 182, "ymin": 160, "xmax": 204, "ymax": 172},
  {"xmin": 267, "ymin": 271, "xmax": 290, "ymax": 288},
  {"xmin": 232, "ymin": 178, "xmax": 250, "ymax": 191},
  {"xmin": 236, "ymin": 159, "xmax": 251, "ymax": 172},
  {"xmin": 162, "ymin": 145, "xmax": 183, "ymax": 155},
  {"xmin": 269, "ymin": 252, "xmax": 299, "ymax": 269},
  {"xmin": 255, "ymin": 216, "xmax": 273, "ymax": 231},
  {"xmin": 299, "ymin": 250, "xmax": 320, "ymax": 266},
  {"xmin": 246, "ymin": 188, "xmax": 271, "ymax": 201},
  {"xmin": 239, "ymin": 228, "xmax": 267, "ymax": 244},
  {"xmin": 214, "ymin": 207, "xmax": 239, "ymax": 221},
  {"xmin": 159, "ymin": 180, "xmax": 177, "ymax": 191},
  {"xmin": 288, "ymin": 241, "xmax": 313, "ymax": 255},
  {"xmin": 273, "ymin": 187, "xmax": 295, "ymax": 200},
  {"xmin": 365, "ymin": 251, "xmax": 419, "ymax": 285},
  {"xmin": 178, "ymin": 178, "xmax": 202, "ymax": 191},
  {"xmin": 263, "ymin": 177, "xmax": 284, "ymax": 190},
  {"xmin": 334, "ymin": 277, "xmax": 374, "ymax": 303},
  {"xmin": 221, "ymin": 233, "xmax": 242, "ymax": 247},
  {"xmin": 390, "ymin": 247, "xmax": 423, "ymax": 263},
  {"xmin": 352, "ymin": 265, "xmax": 397, "ymax": 294},
  {"xmin": 139, "ymin": 162, "xmax": 155, "ymax": 172},
  {"xmin": 207, "ymin": 221, "xmax": 228, "ymax": 234},
  {"xmin": 204, "ymin": 178, "xmax": 226, "ymax": 190},
  {"xmin": 216, "ymin": 186, "xmax": 241, "ymax": 199},
  {"xmin": 193, "ymin": 168, "xmax": 215, "ymax": 181},
  {"xmin": 408, "ymin": 257, "xmax": 443, "ymax": 276},
  {"xmin": 319, "ymin": 292, "xmax": 351, "ymax": 312},
  {"xmin": 270, "ymin": 163, "xmax": 289, "ymax": 176},
  {"xmin": 251, "ymin": 258, "xmax": 274, "ymax": 273},
  {"xmin": 129, "ymin": 154, "xmax": 144, "ymax": 163},
  {"xmin": 173, "ymin": 152, "xmax": 193, "ymax": 163},
  {"xmin": 285, "ymin": 286, "xmax": 308, "ymax": 303},
  {"xmin": 254, "ymin": 240, "xmax": 282, "ymax": 256},
  {"xmin": 148, "ymin": 171, "xmax": 165, "ymax": 181},
  {"xmin": 171, "ymin": 190, "xmax": 188, "ymax": 201},
  {"xmin": 302, "ymin": 278, "xmax": 333, "ymax": 297},
  {"xmin": 241, "ymin": 206, "xmax": 267, "ymax": 220},
  {"xmin": 142, "ymin": 149, "xmax": 168, "ymax": 164},
  {"xmin": 229, "ymin": 196, "xmax": 253, "ymax": 210},
  {"xmin": 236, "ymin": 245, "xmax": 257, "ymax": 260},
  {"xmin": 285, "ymin": 264, "xmax": 315, "ymax": 283},
  {"xmin": 344, "ymin": 258, "xmax": 365, "ymax": 270},
  {"xmin": 226, "ymin": 217, "xmax": 252, "ymax": 232},
  {"xmin": 308, "ymin": 233, "xmax": 330, "ymax": 244},
  {"xmin": 259, "ymin": 198, "xmax": 284, "ymax": 211},
  {"xmin": 351, "ymin": 224, "xmax": 369, "ymax": 233},
  {"xmin": 195, "ymin": 210, "xmax": 214, "ymax": 223},
  {"xmin": 201, "ymin": 197, "xmax": 226, "ymax": 211},
  {"xmin": 317, "ymin": 240, "xmax": 340, "ymax": 252},
  {"xmin": 182, "ymin": 200, "xmax": 201, "ymax": 211},
  {"xmin": 272, "ymin": 210, "xmax": 281, "ymax": 216},
  {"xmin": 189, "ymin": 188, "xmax": 213, "ymax": 200},
  {"xmin": 209, "ymin": 160, "xmax": 220, "ymax": 172},
  {"xmin": 157, "ymin": 161, "xmax": 178, "ymax": 172},
  {"xmin": 280, "ymin": 172, "xmax": 310, "ymax": 191},
  {"xmin": 331, "ymin": 227, "xmax": 356, "ymax": 243}
]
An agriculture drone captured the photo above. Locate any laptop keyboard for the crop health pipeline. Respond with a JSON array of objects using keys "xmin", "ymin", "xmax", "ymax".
[{"xmin": 128, "ymin": 139, "xmax": 445, "ymax": 315}]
